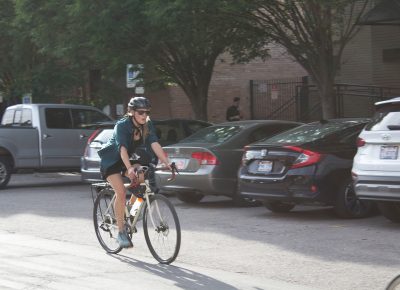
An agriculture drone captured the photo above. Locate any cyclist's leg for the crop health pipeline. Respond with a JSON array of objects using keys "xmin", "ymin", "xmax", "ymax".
[
  {"xmin": 107, "ymin": 173, "xmax": 133, "ymax": 248},
  {"xmin": 107, "ymin": 173, "xmax": 126, "ymax": 231},
  {"xmin": 147, "ymin": 166, "xmax": 159, "ymax": 193}
]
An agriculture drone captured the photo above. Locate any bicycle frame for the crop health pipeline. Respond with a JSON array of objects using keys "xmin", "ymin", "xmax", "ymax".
[{"xmin": 97, "ymin": 178, "xmax": 160, "ymax": 232}]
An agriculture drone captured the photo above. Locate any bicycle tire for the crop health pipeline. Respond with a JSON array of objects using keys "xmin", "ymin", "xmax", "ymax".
[
  {"xmin": 387, "ymin": 275, "xmax": 400, "ymax": 290},
  {"xmin": 143, "ymin": 194, "xmax": 181, "ymax": 264},
  {"xmin": 93, "ymin": 189, "xmax": 122, "ymax": 254}
]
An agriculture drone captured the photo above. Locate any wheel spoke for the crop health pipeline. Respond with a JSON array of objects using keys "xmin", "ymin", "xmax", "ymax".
[
  {"xmin": 93, "ymin": 190, "xmax": 122, "ymax": 254},
  {"xmin": 143, "ymin": 195, "xmax": 181, "ymax": 264}
]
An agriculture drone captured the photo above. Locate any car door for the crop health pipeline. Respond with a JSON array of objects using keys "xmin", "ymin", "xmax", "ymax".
[
  {"xmin": 40, "ymin": 107, "xmax": 111, "ymax": 168},
  {"xmin": 40, "ymin": 107, "xmax": 79, "ymax": 168}
]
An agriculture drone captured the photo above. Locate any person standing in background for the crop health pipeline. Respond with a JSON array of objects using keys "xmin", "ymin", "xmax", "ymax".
[{"xmin": 226, "ymin": 97, "xmax": 243, "ymax": 121}]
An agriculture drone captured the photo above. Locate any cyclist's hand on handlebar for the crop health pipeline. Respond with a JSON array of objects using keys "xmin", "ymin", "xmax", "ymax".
[
  {"xmin": 159, "ymin": 162, "xmax": 172, "ymax": 171},
  {"xmin": 127, "ymin": 166, "xmax": 139, "ymax": 185}
]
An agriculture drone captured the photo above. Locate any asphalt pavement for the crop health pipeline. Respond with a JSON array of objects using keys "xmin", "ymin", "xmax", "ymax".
[{"xmin": 0, "ymin": 172, "xmax": 314, "ymax": 290}]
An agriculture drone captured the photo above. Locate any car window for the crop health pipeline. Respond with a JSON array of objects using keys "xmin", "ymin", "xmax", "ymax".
[
  {"xmin": 183, "ymin": 125, "xmax": 241, "ymax": 144},
  {"xmin": 1, "ymin": 109, "xmax": 15, "ymax": 125},
  {"xmin": 20, "ymin": 109, "xmax": 32, "ymax": 126},
  {"xmin": 71, "ymin": 109, "xmax": 111, "ymax": 129},
  {"xmin": 0, "ymin": 109, "xmax": 32, "ymax": 126},
  {"xmin": 154, "ymin": 121, "xmax": 182, "ymax": 145},
  {"xmin": 262, "ymin": 121, "xmax": 366, "ymax": 145},
  {"xmin": 94, "ymin": 129, "xmax": 114, "ymax": 144},
  {"xmin": 45, "ymin": 108, "xmax": 73, "ymax": 129},
  {"xmin": 365, "ymin": 111, "xmax": 400, "ymax": 131},
  {"xmin": 248, "ymin": 124, "xmax": 298, "ymax": 143},
  {"xmin": 185, "ymin": 121, "xmax": 210, "ymax": 136}
]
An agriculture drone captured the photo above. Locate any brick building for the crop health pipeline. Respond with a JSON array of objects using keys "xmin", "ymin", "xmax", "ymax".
[{"xmin": 144, "ymin": 1, "xmax": 400, "ymax": 123}]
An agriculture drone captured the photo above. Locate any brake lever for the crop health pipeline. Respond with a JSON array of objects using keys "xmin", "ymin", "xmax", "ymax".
[{"xmin": 167, "ymin": 162, "xmax": 178, "ymax": 181}]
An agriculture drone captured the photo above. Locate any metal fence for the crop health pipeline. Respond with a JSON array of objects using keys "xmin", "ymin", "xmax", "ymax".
[
  {"xmin": 250, "ymin": 77, "xmax": 304, "ymax": 121},
  {"xmin": 250, "ymin": 78, "xmax": 400, "ymax": 121}
]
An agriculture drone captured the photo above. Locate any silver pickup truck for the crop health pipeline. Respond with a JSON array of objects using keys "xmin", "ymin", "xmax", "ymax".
[{"xmin": 0, "ymin": 103, "xmax": 113, "ymax": 189}]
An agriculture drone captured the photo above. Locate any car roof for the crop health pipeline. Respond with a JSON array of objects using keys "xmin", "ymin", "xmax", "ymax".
[
  {"xmin": 6, "ymin": 103, "xmax": 104, "ymax": 110},
  {"xmin": 375, "ymin": 97, "xmax": 400, "ymax": 106},
  {"xmin": 153, "ymin": 118, "xmax": 212, "ymax": 124},
  {"xmin": 217, "ymin": 120, "xmax": 302, "ymax": 127},
  {"xmin": 308, "ymin": 118, "xmax": 370, "ymax": 124}
]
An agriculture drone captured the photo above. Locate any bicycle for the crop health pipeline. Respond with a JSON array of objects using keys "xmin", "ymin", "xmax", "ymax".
[
  {"xmin": 91, "ymin": 163, "xmax": 181, "ymax": 264},
  {"xmin": 387, "ymin": 275, "xmax": 400, "ymax": 290}
]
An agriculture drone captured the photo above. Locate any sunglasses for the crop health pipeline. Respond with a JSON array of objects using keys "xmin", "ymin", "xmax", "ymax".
[{"xmin": 135, "ymin": 110, "xmax": 151, "ymax": 116}]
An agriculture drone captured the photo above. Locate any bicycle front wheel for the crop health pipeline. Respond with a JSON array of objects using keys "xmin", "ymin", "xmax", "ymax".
[
  {"xmin": 387, "ymin": 275, "xmax": 400, "ymax": 290},
  {"xmin": 93, "ymin": 189, "xmax": 122, "ymax": 254},
  {"xmin": 143, "ymin": 194, "xmax": 181, "ymax": 264}
]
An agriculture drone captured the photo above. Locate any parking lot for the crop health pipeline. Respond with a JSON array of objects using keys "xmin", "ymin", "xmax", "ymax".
[{"xmin": 0, "ymin": 172, "xmax": 399, "ymax": 290}]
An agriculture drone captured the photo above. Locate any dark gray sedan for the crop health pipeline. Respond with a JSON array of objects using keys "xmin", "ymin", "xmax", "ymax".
[{"xmin": 156, "ymin": 120, "xmax": 302, "ymax": 204}]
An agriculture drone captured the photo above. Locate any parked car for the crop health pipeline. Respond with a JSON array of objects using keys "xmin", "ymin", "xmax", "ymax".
[
  {"xmin": 81, "ymin": 119, "xmax": 212, "ymax": 182},
  {"xmin": 0, "ymin": 103, "xmax": 113, "ymax": 189},
  {"xmin": 238, "ymin": 118, "xmax": 375, "ymax": 218},
  {"xmin": 155, "ymin": 120, "xmax": 302, "ymax": 205},
  {"xmin": 352, "ymin": 97, "xmax": 400, "ymax": 223}
]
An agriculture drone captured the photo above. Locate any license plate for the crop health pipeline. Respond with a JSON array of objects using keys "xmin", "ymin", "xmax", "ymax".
[
  {"xmin": 258, "ymin": 160, "xmax": 272, "ymax": 172},
  {"xmin": 380, "ymin": 146, "xmax": 398, "ymax": 160},
  {"xmin": 170, "ymin": 158, "xmax": 189, "ymax": 170}
]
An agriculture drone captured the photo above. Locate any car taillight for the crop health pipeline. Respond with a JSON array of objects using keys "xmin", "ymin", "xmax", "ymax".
[
  {"xmin": 356, "ymin": 137, "xmax": 366, "ymax": 147},
  {"xmin": 284, "ymin": 146, "xmax": 322, "ymax": 169},
  {"xmin": 87, "ymin": 129, "xmax": 100, "ymax": 144},
  {"xmin": 191, "ymin": 151, "xmax": 219, "ymax": 165}
]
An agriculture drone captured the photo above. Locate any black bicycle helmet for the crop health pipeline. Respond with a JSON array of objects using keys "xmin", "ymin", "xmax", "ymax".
[{"xmin": 128, "ymin": 96, "xmax": 151, "ymax": 110}]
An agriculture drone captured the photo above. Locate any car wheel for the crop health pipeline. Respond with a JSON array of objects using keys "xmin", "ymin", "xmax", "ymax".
[
  {"xmin": 378, "ymin": 202, "xmax": 400, "ymax": 223},
  {"xmin": 176, "ymin": 192, "xmax": 204, "ymax": 204},
  {"xmin": 334, "ymin": 178, "xmax": 374, "ymax": 219},
  {"xmin": 263, "ymin": 201, "xmax": 295, "ymax": 213},
  {"xmin": 0, "ymin": 156, "xmax": 12, "ymax": 189}
]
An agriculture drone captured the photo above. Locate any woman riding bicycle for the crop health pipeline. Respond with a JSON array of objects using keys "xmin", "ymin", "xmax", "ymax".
[{"xmin": 98, "ymin": 96, "xmax": 171, "ymax": 248}]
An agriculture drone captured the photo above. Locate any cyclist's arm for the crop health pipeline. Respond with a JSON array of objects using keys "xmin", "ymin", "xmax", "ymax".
[
  {"xmin": 151, "ymin": 142, "xmax": 170, "ymax": 168},
  {"xmin": 120, "ymin": 146, "xmax": 136, "ymax": 179}
]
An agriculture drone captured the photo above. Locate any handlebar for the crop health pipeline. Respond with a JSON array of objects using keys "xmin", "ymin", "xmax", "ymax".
[{"xmin": 129, "ymin": 162, "xmax": 179, "ymax": 186}]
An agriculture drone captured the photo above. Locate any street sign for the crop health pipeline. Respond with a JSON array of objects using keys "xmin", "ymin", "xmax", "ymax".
[
  {"xmin": 22, "ymin": 94, "xmax": 32, "ymax": 104},
  {"xmin": 135, "ymin": 87, "xmax": 145, "ymax": 94},
  {"xmin": 126, "ymin": 64, "xmax": 143, "ymax": 88}
]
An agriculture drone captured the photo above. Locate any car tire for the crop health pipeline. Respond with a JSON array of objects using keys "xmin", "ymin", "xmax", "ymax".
[
  {"xmin": 334, "ymin": 178, "xmax": 375, "ymax": 219},
  {"xmin": 176, "ymin": 192, "xmax": 204, "ymax": 204},
  {"xmin": 263, "ymin": 201, "xmax": 295, "ymax": 213},
  {"xmin": 378, "ymin": 202, "xmax": 400, "ymax": 223},
  {"xmin": 0, "ymin": 156, "xmax": 12, "ymax": 189}
]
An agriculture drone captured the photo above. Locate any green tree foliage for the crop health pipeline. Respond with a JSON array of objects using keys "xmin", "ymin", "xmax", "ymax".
[
  {"xmin": 243, "ymin": 0, "xmax": 369, "ymax": 119},
  {"xmin": 69, "ymin": 0, "xmax": 269, "ymax": 120}
]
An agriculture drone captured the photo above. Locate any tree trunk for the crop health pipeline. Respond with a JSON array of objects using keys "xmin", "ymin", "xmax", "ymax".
[
  {"xmin": 187, "ymin": 89, "xmax": 208, "ymax": 121},
  {"xmin": 318, "ymin": 81, "xmax": 336, "ymax": 119}
]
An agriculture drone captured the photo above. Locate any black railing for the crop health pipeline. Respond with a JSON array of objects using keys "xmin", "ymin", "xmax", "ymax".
[{"xmin": 251, "ymin": 78, "xmax": 400, "ymax": 122}]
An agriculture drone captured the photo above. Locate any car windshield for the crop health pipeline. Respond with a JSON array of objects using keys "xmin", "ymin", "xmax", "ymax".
[
  {"xmin": 93, "ymin": 129, "xmax": 113, "ymax": 144},
  {"xmin": 260, "ymin": 120, "xmax": 365, "ymax": 145},
  {"xmin": 365, "ymin": 111, "xmax": 400, "ymax": 131},
  {"xmin": 182, "ymin": 125, "xmax": 241, "ymax": 144}
]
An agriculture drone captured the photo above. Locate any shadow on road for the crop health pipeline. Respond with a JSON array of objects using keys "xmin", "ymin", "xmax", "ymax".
[{"xmin": 110, "ymin": 253, "xmax": 239, "ymax": 290}]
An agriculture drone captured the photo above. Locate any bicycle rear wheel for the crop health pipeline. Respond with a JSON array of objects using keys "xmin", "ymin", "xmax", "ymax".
[
  {"xmin": 143, "ymin": 194, "xmax": 181, "ymax": 264},
  {"xmin": 387, "ymin": 275, "xmax": 400, "ymax": 290},
  {"xmin": 93, "ymin": 189, "xmax": 122, "ymax": 254}
]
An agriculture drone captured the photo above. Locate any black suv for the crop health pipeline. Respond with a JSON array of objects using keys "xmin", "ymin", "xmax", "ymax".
[{"xmin": 238, "ymin": 118, "xmax": 375, "ymax": 218}]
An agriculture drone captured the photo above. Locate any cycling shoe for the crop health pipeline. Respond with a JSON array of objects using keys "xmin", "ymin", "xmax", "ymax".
[{"xmin": 117, "ymin": 231, "xmax": 133, "ymax": 248}]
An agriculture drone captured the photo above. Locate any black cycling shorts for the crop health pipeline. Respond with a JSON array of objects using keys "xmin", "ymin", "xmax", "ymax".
[{"xmin": 101, "ymin": 160, "xmax": 126, "ymax": 180}]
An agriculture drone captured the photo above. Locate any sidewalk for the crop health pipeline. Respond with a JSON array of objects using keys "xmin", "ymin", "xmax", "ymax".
[{"xmin": 0, "ymin": 231, "xmax": 316, "ymax": 290}]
